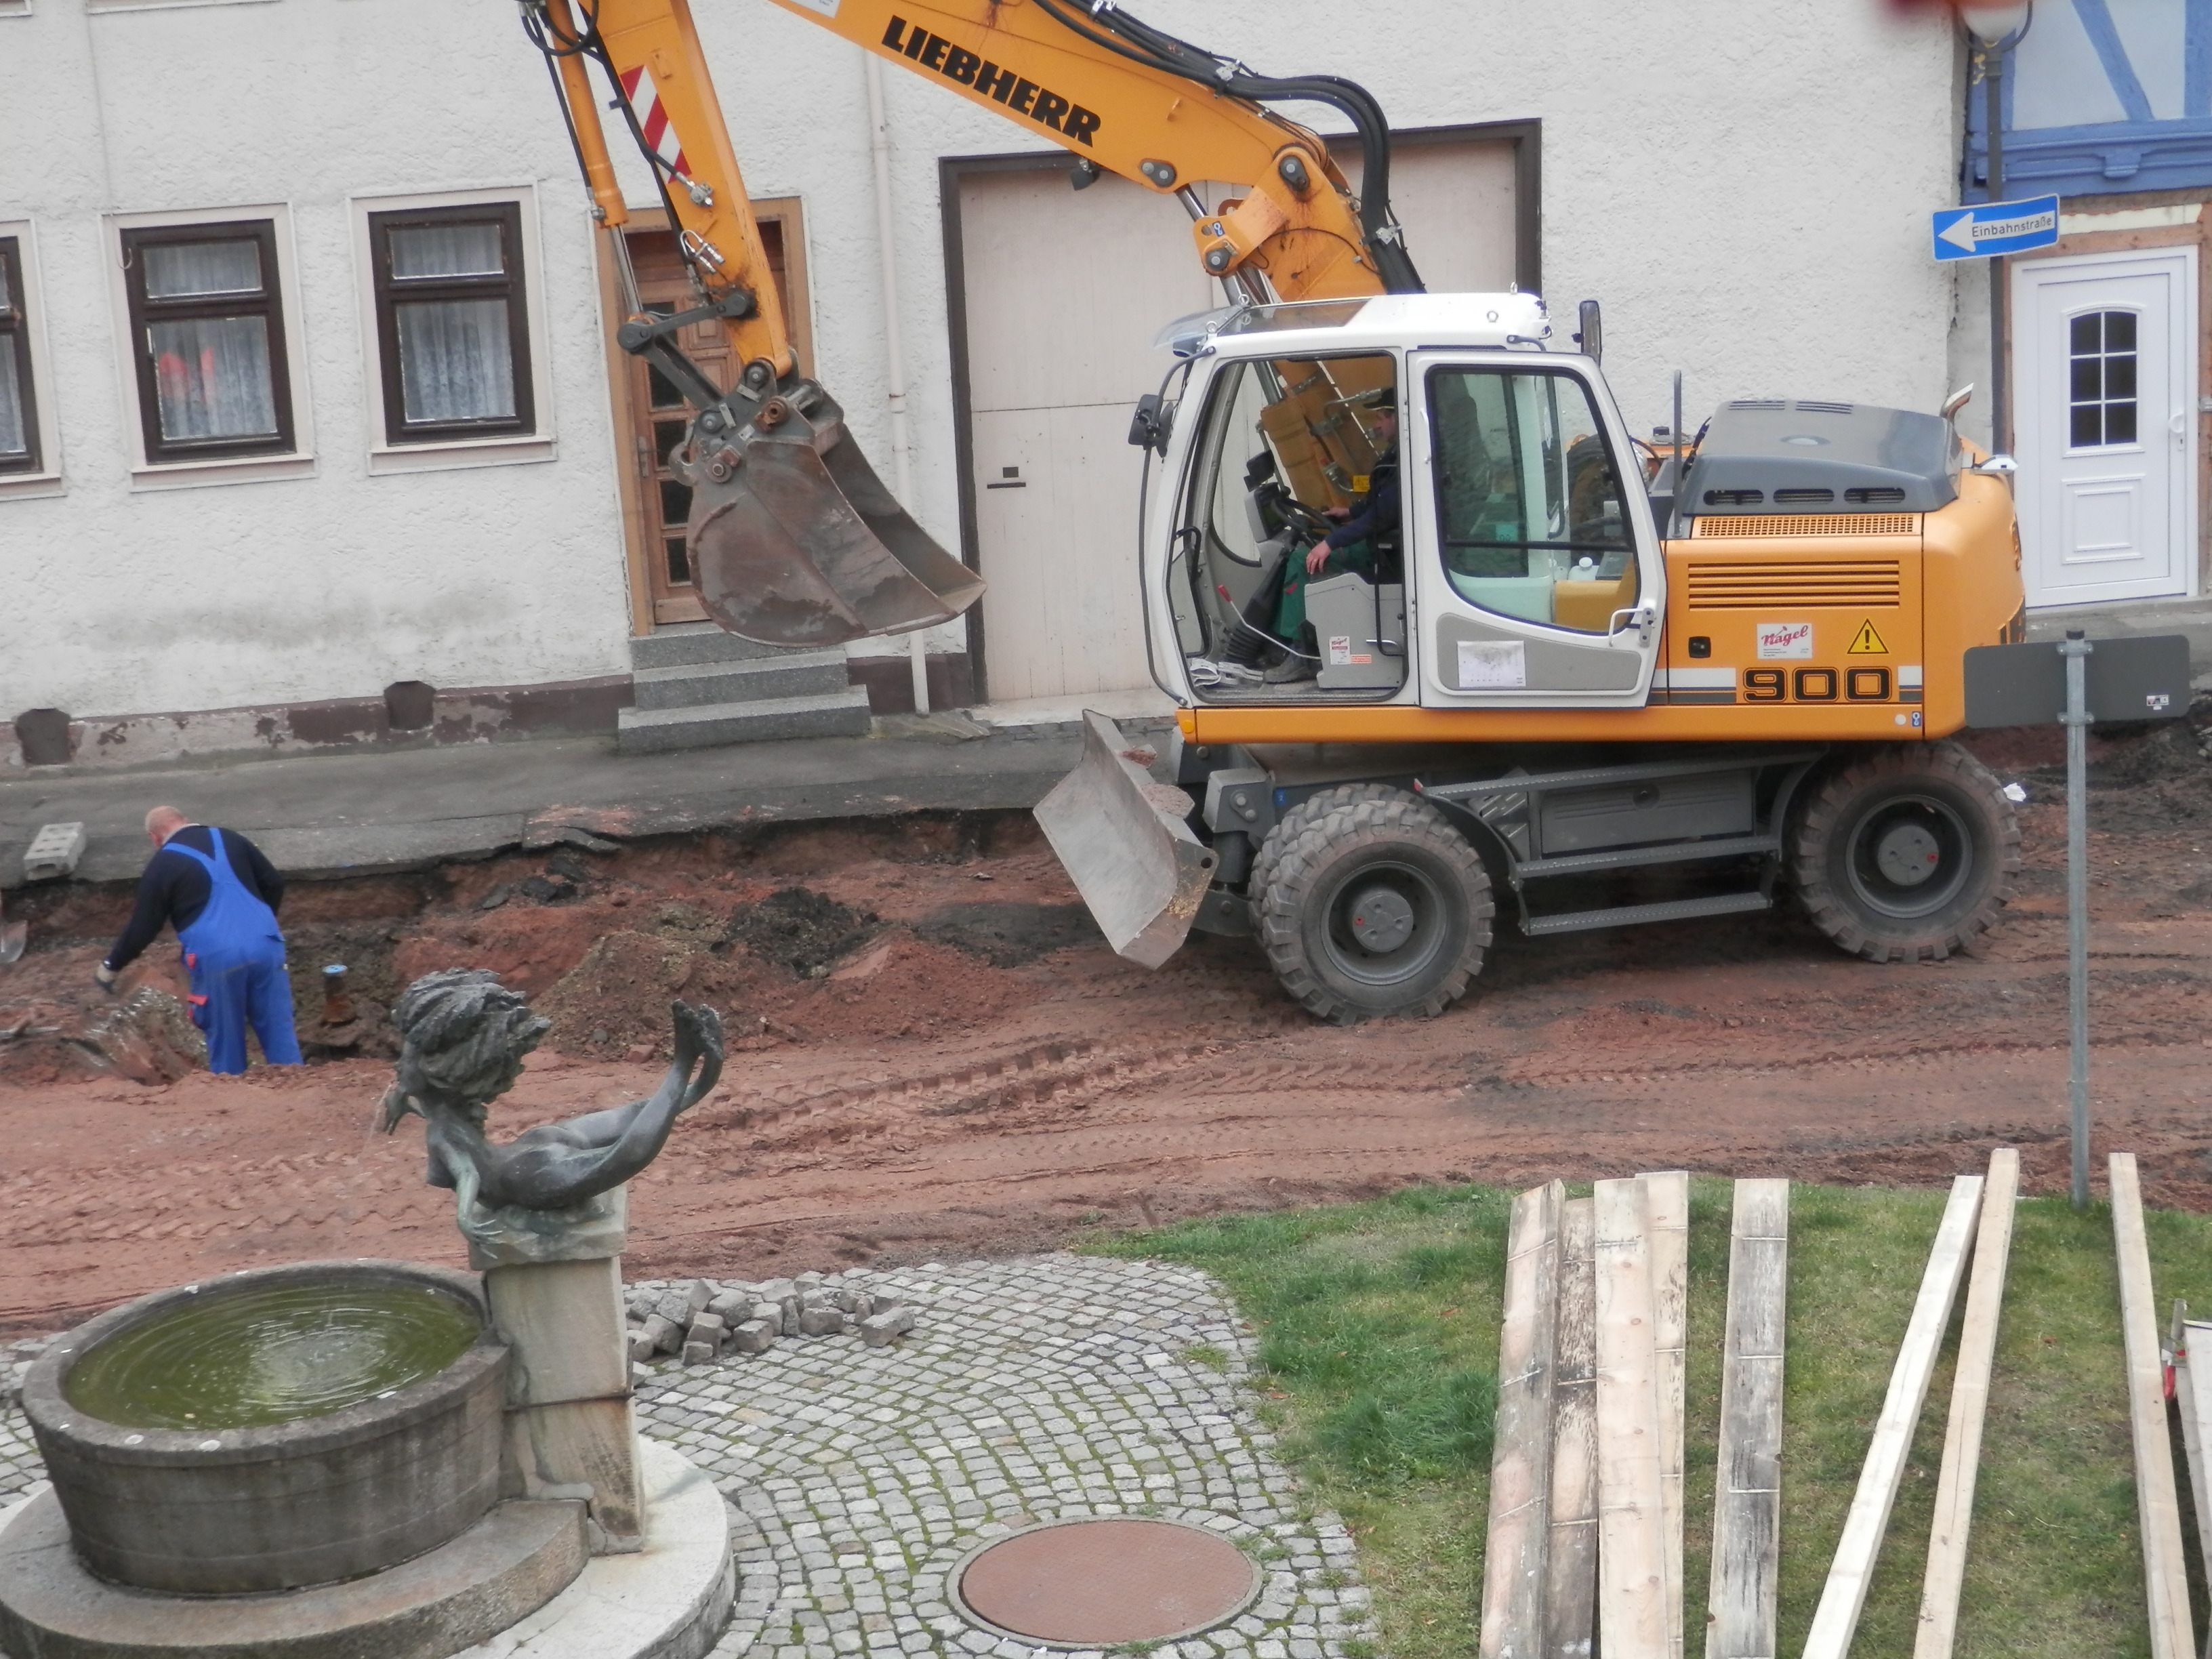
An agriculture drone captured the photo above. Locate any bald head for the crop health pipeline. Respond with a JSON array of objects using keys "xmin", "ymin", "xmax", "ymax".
[{"xmin": 144, "ymin": 806, "xmax": 191, "ymax": 846}]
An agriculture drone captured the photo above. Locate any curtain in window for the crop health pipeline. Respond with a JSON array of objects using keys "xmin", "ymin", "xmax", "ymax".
[
  {"xmin": 0, "ymin": 337, "xmax": 24, "ymax": 457},
  {"xmin": 150, "ymin": 316, "xmax": 277, "ymax": 441},
  {"xmin": 390, "ymin": 224, "xmax": 504, "ymax": 280},
  {"xmin": 396, "ymin": 299, "xmax": 516, "ymax": 424},
  {"xmin": 143, "ymin": 241, "xmax": 262, "ymax": 300}
]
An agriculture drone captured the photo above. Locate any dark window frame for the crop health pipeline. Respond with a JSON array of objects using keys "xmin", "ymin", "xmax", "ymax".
[
  {"xmin": 0, "ymin": 236, "xmax": 40, "ymax": 476},
  {"xmin": 367, "ymin": 201, "xmax": 535, "ymax": 447},
  {"xmin": 121, "ymin": 218, "xmax": 295, "ymax": 465}
]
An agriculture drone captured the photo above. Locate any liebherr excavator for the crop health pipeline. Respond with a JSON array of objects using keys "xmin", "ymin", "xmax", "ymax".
[{"xmin": 525, "ymin": 0, "xmax": 2028, "ymax": 1023}]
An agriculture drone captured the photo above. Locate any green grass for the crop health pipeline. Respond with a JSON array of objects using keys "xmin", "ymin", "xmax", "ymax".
[{"xmin": 1085, "ymin": 1179, "xmax": 2212, "ymax": 1659}]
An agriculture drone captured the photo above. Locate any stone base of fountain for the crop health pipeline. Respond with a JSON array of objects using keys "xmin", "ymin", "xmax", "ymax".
[{"xmin": 0, "ymin": 1439, "xmax": 731, "ymax": 1659}]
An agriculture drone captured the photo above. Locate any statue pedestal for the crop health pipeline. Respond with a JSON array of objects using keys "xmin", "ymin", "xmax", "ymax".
[{"xmin": 468, "ymin": 1186, "xmax": 644, "ymax": 1553}]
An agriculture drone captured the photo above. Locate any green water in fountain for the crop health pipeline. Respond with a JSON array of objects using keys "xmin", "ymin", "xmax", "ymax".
[{"xmin": 64, "ymin": 1282, "xmax": 481, "ymax": 1431}]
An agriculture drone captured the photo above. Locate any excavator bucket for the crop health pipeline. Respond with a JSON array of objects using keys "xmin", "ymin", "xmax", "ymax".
[
  {"xmin": 684, "ymin": 380, "xmax": 985, "ymax": 648},
  {"xmin": 1034, "ymin": 712, "xmax": 1218, "ymax": 970}
]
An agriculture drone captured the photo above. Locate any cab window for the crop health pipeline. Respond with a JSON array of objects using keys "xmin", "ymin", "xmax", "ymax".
[{"xmin": 1427, "ymin": 366, "xmax": 1637, "ymax": 634}]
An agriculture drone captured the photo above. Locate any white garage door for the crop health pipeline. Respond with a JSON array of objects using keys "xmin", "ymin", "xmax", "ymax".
[{"xmin": 958, "ymin": 135, "xmax": 1520, "ymax": 702}]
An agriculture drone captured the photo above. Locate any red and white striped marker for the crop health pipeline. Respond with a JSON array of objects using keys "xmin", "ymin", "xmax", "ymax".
[{"xmin": 618, "ymin": 63, "xmax": 691, "ymax": 178}]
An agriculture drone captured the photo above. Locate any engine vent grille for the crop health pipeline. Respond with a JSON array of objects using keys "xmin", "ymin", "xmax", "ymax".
[
  {"xmin": 1694, "ymin": 513, "xmax": 1919, "ymax": 538},
  {"xmin": 1685, "ymin": 559, "xmax": 1904, "ymax": 608}
]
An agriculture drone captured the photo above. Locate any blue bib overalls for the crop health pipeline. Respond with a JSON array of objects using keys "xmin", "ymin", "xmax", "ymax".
[{"xmin": 162, "ymin": 829, "xmax": 302, "ymax": 1075}]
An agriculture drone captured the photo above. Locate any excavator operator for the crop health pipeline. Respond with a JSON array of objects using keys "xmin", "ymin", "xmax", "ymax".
[{"xmin": 1224, "ymin": 388, "xmax": 1400, "ymax": 687}]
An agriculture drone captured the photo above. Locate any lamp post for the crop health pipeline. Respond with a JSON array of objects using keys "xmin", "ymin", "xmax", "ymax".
[{"xmin": 1963, "ymin": 5, "xmax": 2031, "ymax": 454}]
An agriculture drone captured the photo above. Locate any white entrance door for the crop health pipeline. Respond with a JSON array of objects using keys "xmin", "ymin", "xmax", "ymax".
[{"xmin": 2013, "ymin": 249, "xmax": 2196, "ymax": 605}]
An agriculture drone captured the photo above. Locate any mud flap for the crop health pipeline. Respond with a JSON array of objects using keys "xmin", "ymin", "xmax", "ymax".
[
  {"xmin": 1034, "ymin": 712, "xmax": 1217, "ymax": 970},
  {"xmin": 685, "ymin": 380, "xmax": 985, "ymax": 648}
]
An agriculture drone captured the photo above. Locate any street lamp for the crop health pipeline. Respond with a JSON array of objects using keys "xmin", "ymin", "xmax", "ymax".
[{"xmin": 1961, "ymin": 3, "xmax": 2031, "ymax": 454}]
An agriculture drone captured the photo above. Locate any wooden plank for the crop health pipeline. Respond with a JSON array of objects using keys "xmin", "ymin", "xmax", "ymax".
[
  {"xmin": 1547, "ymin": 1195, "xmax": 1599, "ymax": 1659},
  {"xmin": 1801, "ymin": 1174, "xmax": 1984, "ymax": 1659},
  {"xmin": 1595, "ymin": 1176, "xmax": 1669, "ymax": 1659},
  {"xmin": 1912, "ymin": 1149, "xmax": 2020, "ymax": 1659},
  {"xmin": 1705, "ymin": 1179, "xmax": 1790, "ymax": 1659},
  {"xmin": 1641, "ymin": 1170, "xmax": 1691, "ymax": 1659},
  {"xmin": 2172, "ymin": 1311, "xmax": 2212, "ymax": 1633},
  {"xmin": 1481, "ymin": 1181, "xmax": 1565, "ymax": 1659},
  {"xmin": 2110, "ymin": 1151, "xmax": 2196, "ymax": 1659}
]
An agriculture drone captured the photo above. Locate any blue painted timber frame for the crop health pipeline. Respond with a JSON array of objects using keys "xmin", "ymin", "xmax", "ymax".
[{"xmin": 1967, "ymin": 0, "xmax": 2212, "ymax": 201}]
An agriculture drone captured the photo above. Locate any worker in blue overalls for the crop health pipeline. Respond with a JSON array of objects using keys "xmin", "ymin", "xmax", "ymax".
[{"xmin": 96, "ymin": 805, "xmax": 302, "ymax": 1075}]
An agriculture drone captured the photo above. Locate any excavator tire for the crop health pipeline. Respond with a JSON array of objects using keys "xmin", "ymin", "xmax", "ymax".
[
  {"xmin": 1790, "ymin": 741, "xmax": 2019, "ymax": 963},
  {"xmin": 1250, "ymin": 783, "xmax": 1494, "ymax": 1025}
]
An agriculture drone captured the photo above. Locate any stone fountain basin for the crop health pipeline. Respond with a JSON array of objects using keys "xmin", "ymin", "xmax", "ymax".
[{"xmin": 22, "ymin": 1261, "xmax": 508, "ymax": 1597}]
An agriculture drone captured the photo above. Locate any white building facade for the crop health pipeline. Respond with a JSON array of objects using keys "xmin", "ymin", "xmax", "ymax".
[{"xmin": 0, "ymin": 0, "xmax": 1972, "ymax": 765}]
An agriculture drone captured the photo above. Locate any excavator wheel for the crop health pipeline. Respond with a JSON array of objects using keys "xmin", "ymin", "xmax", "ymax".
[
  {"xmin": 1250, "ymin": 783, "xmax": 1494, "ymax": 1025},
  {"xmin": 1790, "ymin": 741, "xmax": 2019, "ymax": 964}
]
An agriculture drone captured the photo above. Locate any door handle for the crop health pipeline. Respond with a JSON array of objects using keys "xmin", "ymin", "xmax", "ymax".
[
  {"xmin": 1608, "ymin": 603, "xmax": 1657, "ymax": 647},
  {"xmin": 2173, "ymin": 407, "xmax": 2188, "ymax": 443}
]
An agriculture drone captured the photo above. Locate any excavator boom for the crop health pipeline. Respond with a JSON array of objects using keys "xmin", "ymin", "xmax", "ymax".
[{"xmin": 520, "ymin": 0, "xmax": 1416, "ymax": 645}]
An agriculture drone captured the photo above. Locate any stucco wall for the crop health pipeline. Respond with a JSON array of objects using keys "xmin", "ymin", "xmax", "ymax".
[
  {"xmin": 1, "ymin": 0, "xmax": 1969, "ymax": 716},
  {"xmin": 0, "ymin": 0, "xmax": 633, "ymax": 721}
]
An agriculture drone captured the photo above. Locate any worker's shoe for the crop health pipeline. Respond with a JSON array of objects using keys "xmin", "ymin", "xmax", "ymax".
[{"xmin": 1262, "ymin": 655, "xmax": 1319, "ymax": 685}]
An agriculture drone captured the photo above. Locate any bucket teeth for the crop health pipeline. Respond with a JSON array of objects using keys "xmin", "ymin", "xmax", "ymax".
[{"xmin": 686, "ymin": 382, "xmax": 983, "ymax": 649}]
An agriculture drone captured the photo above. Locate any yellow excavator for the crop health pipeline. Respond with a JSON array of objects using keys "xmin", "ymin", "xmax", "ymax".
[{"xmin": 525, "ymin": 0, "xmax": 2028, "ymax": 1023}]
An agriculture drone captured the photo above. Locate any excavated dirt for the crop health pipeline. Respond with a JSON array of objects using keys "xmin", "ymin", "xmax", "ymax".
[{"xmin": 5, "ymin": 718, "xmax": 2212, "ymax": 1332}]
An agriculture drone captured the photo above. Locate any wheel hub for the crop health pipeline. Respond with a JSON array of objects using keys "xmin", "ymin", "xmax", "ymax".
[
  {"xmin": 1347, "ymin": 886, "xmax": 1415, "ymax": 952},
  {"xmin": 1872, "ymin": 822, "xmax": 1942, "ymax": 887}
]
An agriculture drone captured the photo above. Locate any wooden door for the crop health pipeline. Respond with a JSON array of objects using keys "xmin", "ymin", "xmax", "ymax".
[{"xmin": 611, "ymin": 205, "xmax": 812, "ymax": 630}]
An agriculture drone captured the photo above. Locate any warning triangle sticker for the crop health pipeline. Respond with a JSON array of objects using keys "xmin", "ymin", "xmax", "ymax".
[{"xmin": 1847, "ymin": 619, "xmax": 1889, "ymax": 655}]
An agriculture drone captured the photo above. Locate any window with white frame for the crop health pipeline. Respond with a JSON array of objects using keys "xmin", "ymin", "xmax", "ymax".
[
  {"xmin": 0, "ymin": 237, "xmax": 41, "ymax": 475},
  {"xmin": 121, "ymin": 219, "xmax": 296, "ymax": 464},
  {"xmin": 367, "ymin": 201, "xmax": 535, "ymax": 445}
]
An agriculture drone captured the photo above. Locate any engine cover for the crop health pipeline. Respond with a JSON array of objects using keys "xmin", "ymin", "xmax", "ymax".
[{"xmin": 1683, "ymin": 398, "xmax": 1958, "ymax": 516}]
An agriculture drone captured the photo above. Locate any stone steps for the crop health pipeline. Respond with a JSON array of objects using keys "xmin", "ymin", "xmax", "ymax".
[{"xmin": 620, "ymin": 624, "xmax": 872, "ymax": 754}]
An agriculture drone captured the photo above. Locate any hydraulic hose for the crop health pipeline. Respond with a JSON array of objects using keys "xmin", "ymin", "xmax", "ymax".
[{"xmin": 1025, "ymin": 0, "xmax": 1425, "ymax": 294}]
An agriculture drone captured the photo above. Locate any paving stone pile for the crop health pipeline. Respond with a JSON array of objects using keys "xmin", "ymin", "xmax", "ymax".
[
  {"xmin": 626, "ymin": 1269, "xmax": 918, "ymax": 1369},
  {"xmin": 0, "ymin": 1257, "xmax": 1378, "ymax": 1659}
]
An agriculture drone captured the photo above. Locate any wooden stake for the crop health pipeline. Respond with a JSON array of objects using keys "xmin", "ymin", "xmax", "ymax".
[
  {"xmin": 2111, "ymin": 1151, "xmax": 2195, "ymax": 1659},
  {"xmin": 1595, "ymin": 1176, "xmax": 1668, "ymax": 1659},
  {"xmin": 1705, "ymin": 1179, "xmax": 1790, "ymax": 1659},
  {"xmin": 1801, "ymin": 1174, "xmax": 1984, "ymax": 1659},
  {"xmin": 1641, "ymin": 1171, "xmax": 1690, "ymax": 1659},
  {"xmin": 1481, "ymin": 1181, "xmax": 1565, "ymax": 1659},
  {"xmin": 1548, "ymin": 1195, "xmax": 1599, "ymax": 1659},
  {"xmin": 1912, "ymin": 1149, "xmax": 2020, "ymax": 1659}
]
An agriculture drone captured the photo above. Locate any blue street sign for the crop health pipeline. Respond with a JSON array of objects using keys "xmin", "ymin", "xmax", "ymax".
[{"xmin": 1931, "ymin": 194, "xmax": 2061, "ymax": 261}]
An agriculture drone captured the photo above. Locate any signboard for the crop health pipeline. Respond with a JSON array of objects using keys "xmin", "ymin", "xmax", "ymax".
[
  {"xmin": 1931, "ymin": 194, "xmax": 2061, "ymax": 262},
  {"xmin": 1964, "ymin": 635, "xmax": 2191, "ymax": 729}
]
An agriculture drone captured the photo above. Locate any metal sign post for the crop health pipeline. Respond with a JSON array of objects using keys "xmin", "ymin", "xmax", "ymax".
[
  {"xmin": 2060, "ymin": 632, "xmax": 2093, "ymax": 1209},
  {"xmin": 1965, "ymin": 630, "xmax": 2193, "ymax": 1209}
]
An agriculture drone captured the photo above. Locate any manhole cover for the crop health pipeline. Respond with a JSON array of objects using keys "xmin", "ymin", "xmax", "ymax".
[{"xmin": 954, "ymin": 1517, "xmax": 1261, "ymax": 1648}]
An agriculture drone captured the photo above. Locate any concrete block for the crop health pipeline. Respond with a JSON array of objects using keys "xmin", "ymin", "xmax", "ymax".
[
  {"xmin": 705, "ymin": 1290, "xmax": 750, "ymax": 1322},
  {"xmin": 681, "ymin": 1340, "xmax": 716, "ymax": 1367},
  {"xmin": 798, "ymin": 1307, "xmax": 846, "ymax": 1338},
  {"xmin": 749, "ymin": 1301, "xmax": 783, "ymax": 1329},
  {"xmin": 680, "ymin": 1279, "xmax": 714, "ymax": 1313},
  {"xmin": 686, "ymin": 1313, "xmax": 726, "ymax": 1351},
  {"xmin": 22, "ymin": 823, "xmax": 86, "ymax": 882},
  {"xmin": 794, "ymin": 1271, "xmax": 825, "ymax": 1291},
  {"xmin": 730, "ymin": 1319, "xmax": 777, "ymax": 1356},
  {"xmin": 640, "ymin": 1315, "xmax": 681, "ymax": 1355},
  {"xmin": 800, "ymin": 1288, "xmax": 842, "ymax": 1313},
  {"xmin": 625, "ymin": 1328, "xmax": 655, "ymax": 1365},
  {"xmin": 859, "ymin": 1309, "xmax": 916, "ymax": 1347},
  {"xmin": 755, "ymin": 1279, "xmax": 798, "ymax": 1306}
]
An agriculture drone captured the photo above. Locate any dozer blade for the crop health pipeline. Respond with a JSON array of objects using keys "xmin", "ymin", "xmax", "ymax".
[
  {"xmin": 1035, "ymin": 712, "xmax": 1217, "ymax": 970},
  {"xmin": 686, "ymin": 380, "xmax": 985, "ymax": 648}
]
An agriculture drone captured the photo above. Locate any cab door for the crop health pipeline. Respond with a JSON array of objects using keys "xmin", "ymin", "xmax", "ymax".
[{"xmin": 1407, "ymin": 353, "xmax": 1660, "ymax": 705}]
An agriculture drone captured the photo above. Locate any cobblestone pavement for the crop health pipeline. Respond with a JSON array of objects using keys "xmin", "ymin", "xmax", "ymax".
[{"xmin": 0, "ymin": 1256, "xmax": 1376, "ymax": 1659}]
